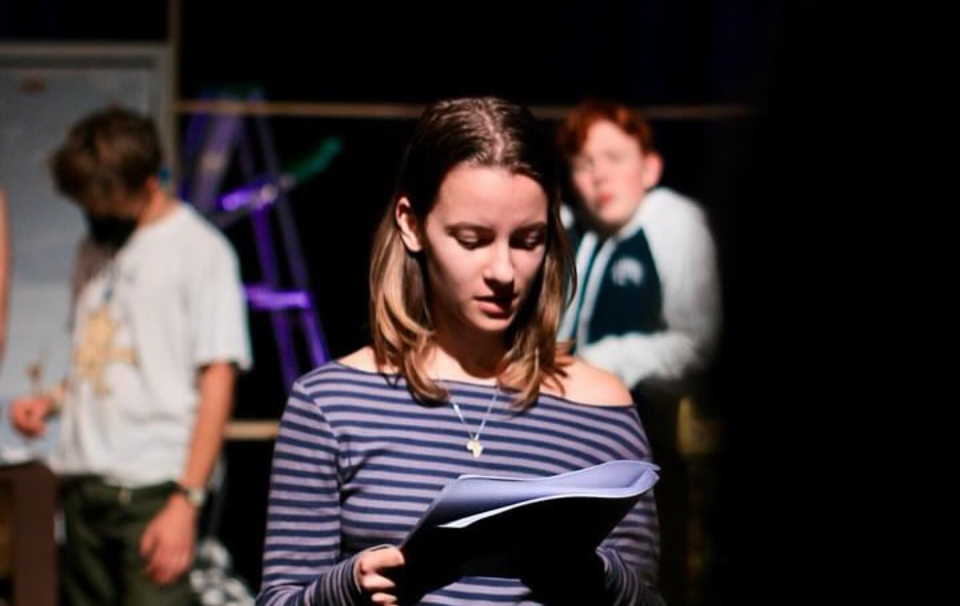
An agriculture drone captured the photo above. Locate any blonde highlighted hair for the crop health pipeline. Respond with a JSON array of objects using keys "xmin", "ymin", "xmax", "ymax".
[{"xmin": 369, "ymin": 97, "xmax": 574, "ymax": 408}]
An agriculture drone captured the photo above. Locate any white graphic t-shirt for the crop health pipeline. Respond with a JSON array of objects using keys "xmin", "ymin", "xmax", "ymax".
[{"xmin": 50, "ymin": 204, "xmax": 251, "ymax": 486}]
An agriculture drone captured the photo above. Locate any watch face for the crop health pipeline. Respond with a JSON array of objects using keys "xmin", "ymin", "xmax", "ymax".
[{"xmin": 179, "ymin": 485, "xmax": 206, "ymax": 507}]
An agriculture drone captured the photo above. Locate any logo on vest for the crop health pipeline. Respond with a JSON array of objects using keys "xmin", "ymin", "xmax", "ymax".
[{"xmin": 611, "ymin": 258, "xmax": 645, "ymax": 286}]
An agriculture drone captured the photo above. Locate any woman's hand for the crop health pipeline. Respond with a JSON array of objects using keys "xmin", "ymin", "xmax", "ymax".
[{"xmin": 355, "ymin": 546, "xmax": 406, "ymax": 605}]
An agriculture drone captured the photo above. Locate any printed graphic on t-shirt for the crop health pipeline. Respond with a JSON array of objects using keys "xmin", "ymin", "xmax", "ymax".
[{"xmin": 74, "ymin": 305, "xmax": 136, "ymax": 396}]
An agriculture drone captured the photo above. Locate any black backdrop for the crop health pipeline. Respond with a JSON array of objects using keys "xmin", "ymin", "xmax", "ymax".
[{"xmin": 2, "ymin": 1, "xmax": 874, "ymax": 602}]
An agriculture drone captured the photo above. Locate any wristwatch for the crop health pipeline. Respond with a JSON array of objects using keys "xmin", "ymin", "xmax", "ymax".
[{"xmin": 175, "ymin": 483, "xmax": 207, "ymax": 508}]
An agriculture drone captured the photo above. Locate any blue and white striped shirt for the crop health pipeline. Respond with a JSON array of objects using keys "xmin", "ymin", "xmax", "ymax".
[{"xmin": 257, "ymin": 361, "xmax": 662, "ymax": 606}]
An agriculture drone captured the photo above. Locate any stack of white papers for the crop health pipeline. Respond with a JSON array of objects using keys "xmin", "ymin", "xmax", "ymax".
[{"xmin": 401, "ymin": 460, "xmax": 659, "ymax": 577}]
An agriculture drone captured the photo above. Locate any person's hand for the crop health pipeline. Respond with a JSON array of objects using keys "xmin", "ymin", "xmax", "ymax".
[
  {"xmin": 354, "ymin": 546, "xmax": 405, "ymax": 605},
  {"xmin": 139, "ymin": 494, "xmax": 198, "ymax": 585},
  {"xmin": 8, "ymin": 395, "xmax": 54, "ymax": 436}
]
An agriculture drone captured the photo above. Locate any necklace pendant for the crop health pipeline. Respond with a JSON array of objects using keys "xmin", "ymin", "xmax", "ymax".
[{"xmin": 466, "ymin": 438, "xmax": 484, "ymax": 458}]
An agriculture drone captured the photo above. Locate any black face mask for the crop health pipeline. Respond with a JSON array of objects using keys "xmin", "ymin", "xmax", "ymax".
[{"xmin": 85, "ymin": 213, "xmax": 138, "ymax": 252}]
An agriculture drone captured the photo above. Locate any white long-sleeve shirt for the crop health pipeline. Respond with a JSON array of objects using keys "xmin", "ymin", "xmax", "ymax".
[{"xmin": 558, "ymin": 187, "xmax": 721, "ymax": 391}]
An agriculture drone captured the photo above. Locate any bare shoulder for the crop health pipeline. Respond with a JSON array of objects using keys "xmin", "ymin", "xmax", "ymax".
[
  {"xmin": 550, "ymin": 359, "xmax": 633, "ymax": 407},
  {"xmin": 336, "ymin": 346, "xmax": 381, "ymax": 373}
]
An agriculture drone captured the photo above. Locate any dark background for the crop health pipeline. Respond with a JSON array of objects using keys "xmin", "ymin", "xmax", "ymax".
[{"xmin": 2, "ymin": 1, "xmax": 878, "ymax": 602}]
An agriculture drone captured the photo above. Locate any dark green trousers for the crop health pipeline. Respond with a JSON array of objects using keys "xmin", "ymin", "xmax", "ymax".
[{"xmin": 59, "ymin": 478, "xmax": 192, "ymax": 606}]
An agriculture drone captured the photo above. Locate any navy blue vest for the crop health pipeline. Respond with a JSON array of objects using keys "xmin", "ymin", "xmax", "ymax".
[{"xmin": 581, "ymin": 228, "xmax": 663, "ymax": 345}]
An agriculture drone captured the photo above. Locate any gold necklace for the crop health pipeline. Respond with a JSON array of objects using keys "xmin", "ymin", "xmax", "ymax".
[{"xmin": 448, "ymin": 386, "xmax": 500, "ymax": 458}]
